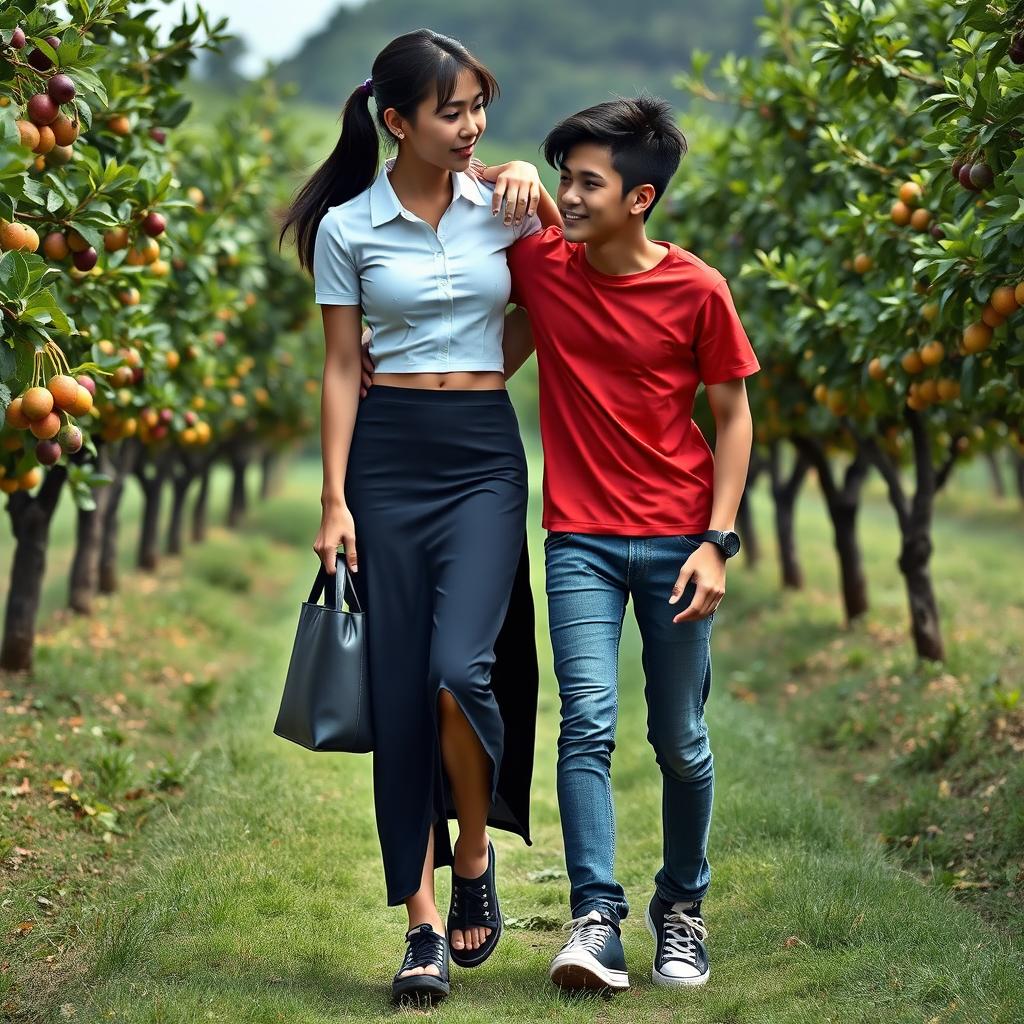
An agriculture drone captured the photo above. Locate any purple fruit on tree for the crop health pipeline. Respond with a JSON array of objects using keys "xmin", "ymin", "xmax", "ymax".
[
  {"xmin": 969, "ymin": 162, "xmax": 994, "ymax": 190},
  {"xmin": 1010, "ymin": 33, "xmax": 1024, "ymax": 65},
  {"xmin": 27, "ymin": 36, "xmax": 60, "ymax": 72},
  {"xmin": 35, "ymin": 438, "xmax": 63, "ymax": 465},
  {"xmin": 149, "ymin": 127, "xmax": 167, "ymax": 144},
  {"xmin": 57, "ymin": 423, "xmax": 83, "ymax": 453},
  {"xmin": 72, "ymin": 247, "xmax": 97, "ymax": 271},
  {"xmin": 142, "ymin": 211, "xmax": 166, "ymax": 237},
  {"xmin": 159, "ymin": 408, "xmax": 173, "ymax": 424},
  {"xmin": 47, "ymin": 73, "xmax": 76, "ymax": 105},
  {"xmin": 10, "ymin": 27, "xmax": 27, "ymax": 49},
  {"xmin": 958, "ymin": 164, "xmax": 980, "ymax": 191},
  {"xmin": 27, "ymin": 93, "xmax": 59, "ymax": 126},
  {"xmin": 951, "ymin": 155, "xmax": 965, "ymax": 181},
  {"xmin": 75, "ymin": 374, "xmax": 96, "ymax": 396}
]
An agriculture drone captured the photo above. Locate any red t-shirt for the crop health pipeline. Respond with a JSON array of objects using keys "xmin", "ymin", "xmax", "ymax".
[{"xmin": 508, "ymin": 226, "xmax": 759, "ymax": 536}]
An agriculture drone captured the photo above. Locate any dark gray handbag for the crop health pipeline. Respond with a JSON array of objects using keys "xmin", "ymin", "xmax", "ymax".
[{"xmin": 273, "ymin": 557, "xmax": 373, "ymax": 752}]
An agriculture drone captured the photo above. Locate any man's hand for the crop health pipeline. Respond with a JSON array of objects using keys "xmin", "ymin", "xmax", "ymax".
[
  {"xmin": 360, "ymin": 325, "xmax": 374, "ymax": 398},
  {"xmin": 668, "ymin": 543, "xmax": 726, "ymax": 623}
]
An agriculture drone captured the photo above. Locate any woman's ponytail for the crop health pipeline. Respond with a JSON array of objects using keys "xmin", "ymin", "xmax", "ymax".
[
  {"xmin": 279, "ymin": 83, "xmax": 380, "ymax": 271},
  {"xmin": 279, "ymin": 29, "xmax": 500, "ymax": 272}
]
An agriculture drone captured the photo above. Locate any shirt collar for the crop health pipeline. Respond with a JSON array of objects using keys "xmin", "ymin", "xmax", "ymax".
[{"xmin": 369, "ymin": 156, "xmax": 487, "ymax": 227}]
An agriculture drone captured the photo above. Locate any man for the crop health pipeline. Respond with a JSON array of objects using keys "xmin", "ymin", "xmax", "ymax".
[{"xmin": 501, "ymin": 94, "xmax": 757, "ymax": 992}]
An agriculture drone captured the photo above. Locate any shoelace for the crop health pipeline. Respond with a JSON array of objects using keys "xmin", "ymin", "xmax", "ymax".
[
  {"xmin": 400, "ymin": 928, "xmax": 446, "ymax": 975},
  {"xmin": 451, "ymin": 874, "xmax": 494, "ymax": 925},
  {"xmin": 661, "ymin": 909, "xmax": 709, "ymax": 965},
  {"xmin": 562, "ymin": 910, "xmax": 613, "ymax": 955}
]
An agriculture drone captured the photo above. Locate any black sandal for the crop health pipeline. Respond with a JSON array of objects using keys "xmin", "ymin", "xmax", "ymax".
[
  {"xmin": 391, "ymin": 924, "xmax": 450, "ymax": 1006},
  {"xmin": 447, "ymin": 839, "xmax": 502, "ymax": 968}
]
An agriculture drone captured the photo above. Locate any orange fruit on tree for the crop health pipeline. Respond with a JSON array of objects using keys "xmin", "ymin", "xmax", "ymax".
[
  {"xmin": 67, "ymin": 385, "xmax": 93, "ymax": 417},
  {"xmin": 1015, "ymin": 282, "xmax": 1024, "ymax": 306},
  {"xmin": 103, "ymin": 227, "xmax": 129, "ymax": 252},
  {"xmin": 66, "ymin": 229, "xmax": 90, "ymax": 253},
  {"xmin": 981, "ymin": 304, "xmax": 1006, "ymax": 328},
  {"xmin": 107, "ymin": 114, "xmax": 131, "ymax": 136},
  {"xmin": 868, "ymin": 357, "xmax": 885, "ymax": 381},
  {"xmin": 918, "ymin": 379, "xmax": 939, "ymax": 404},
  {"xmin": 898, "ymin": 181, "xmax": 922, "ymax": 205},
  {"xmin": 906, "ymin": 393, "xmax": 928, "ymax": 412},
  {"xmin": 42, "ymin": 231, "xmax": 69, "ymax": 261},
  {"xmin": 51, "ymin": 113, "xmax": 80, "ymax": 146},
  {"xmin": 990, "ymin": 286, "xmax": 1019, "ymax": 317},
  {"xmin": 118, "ymin": 287, "xmax": 141, "ymax": 307},
  {"xmin": 29, "ymin": 411, "xmax": 61, "ymax": 439},
  {"xmin": 0, "ymin": 221, "xmax": 40, "ymax": 253},
  {"xmin": 921, "ymin": 302, "xmax": 938, "ymax": 322},
  {"xmin": 901, "ymin": 350, "xmax": 924, "ymax": 374},
  {"xmin": 5, "ymin": 396, "xmax": 31, "ymax": 429},
  {"xmin": 21, "ymin": 386, "xmax": 54, "ymax": 421},
  {"xmin": 164, "ymin": 350, "xmax": 180, "ymax": 370},
  {"xmin": 920, "ymin": 341, "xmax": 945, "ymax": 366},
  {"xmin": 19, "ymin": 467, "xmax": 42, "ymax": 490},
  {"xmin": 910, "ymin": 208, "xmax": 932, "ymax": 232},
  {"xmin": 47, "ymin": 374, "xmax": 79, "ymax": 409},
  {"xmin": 150, "ymin": 259, "xmax": 170, "ymax": 277},
  {"xmin": 853, "ymin": 253, "xmax": 873, "ymax": 274},
  {"xmin": 890, "ymin": 201, "xmax": 911, "ymax": 225},
  {"xmin": 936, "ymin": 378, "xmax": 960, "ymax": 401},
  {"xmin": 962, "ymin": 322, "xmax": 992, "ymax": 354},
  {"xmin": 32, "ymin": 125, "xmax": 55, "ymax": 155},
  {"xmin": 15, "ymin": 120, "xmax": 40, "ymax": 150}
]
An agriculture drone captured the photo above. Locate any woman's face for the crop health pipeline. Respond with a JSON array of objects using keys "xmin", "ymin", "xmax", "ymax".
[{"xmin": 392, "ymin": 68, "xmax": 487, "ymax": 171}]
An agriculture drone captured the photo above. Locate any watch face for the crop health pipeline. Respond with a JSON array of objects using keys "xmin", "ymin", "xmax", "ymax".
[{"xmin": 723, "ymin": 531, "xmax": 741, "ymax": 558}]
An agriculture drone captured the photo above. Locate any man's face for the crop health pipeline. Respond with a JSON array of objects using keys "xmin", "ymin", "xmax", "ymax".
[{"xmin": 556, "ymin": 142, "xmax": 649, "ymax": 243}]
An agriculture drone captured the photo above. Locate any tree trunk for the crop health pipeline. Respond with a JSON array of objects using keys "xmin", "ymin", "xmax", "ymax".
[
  {"xmin": 737, "ymin": 451, "xmax": 765, "ymax": 569},
  {"xmin": 260, "ymin": 447, "xmax": 283, "ymax": 501},
  {"xmin": 857, "ymin": 411, "xmax": 960, "ymax": 662},
  {"xmin": 99, "ymin": 441, "xmax": 137, "ymax": 594},
  {"xmin": 134, "ymin": 446, "xmax": 175, "ymax": 572},
  {"xmin": 768, "ymin": 441, "xmax": 810, "ymax": 589},
  {"xmin": 192, "ymin": 458, "xmax": 211, "ymax": 543},
  {"xmin": 983, "ymin": 449, "xmax": 1005, "ymax": 500},
  {"xmin": 226, "ymin": 440, "xmax": 251, "ymax": 528},
  {"xmin": 68, "ymin": 443, "xmax": 114, "ymax": 614},
  {"xmin": 165, "ymin": 450, "xmax": 197, "ymax": 556},
  {"xmin": 793, "ymin": 437, "xmax": 870, "ymax": 623},
  {"xmin": 1010, "ymin": 449, "xmax": 1024, "ymax": 505},
  {"xmin": 1, "ymin": 466, "xmax": 68, "ymax": 671}
]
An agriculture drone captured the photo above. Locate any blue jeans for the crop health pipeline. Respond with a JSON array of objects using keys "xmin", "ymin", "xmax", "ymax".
[{"xmin": 544, "ymin": 531, "xmax": 715, "ymax": 924}]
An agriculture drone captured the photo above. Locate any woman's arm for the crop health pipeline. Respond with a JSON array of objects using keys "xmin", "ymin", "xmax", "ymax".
[
  {"xmin": 476, "ymin": 160, "xmax": 562, "ymax": 229},
  {"xmin": 502, "ymin": 307, "xmax": 536, "ymax": 380},
  {"xmin": 314, "ymin": 304, "xmax": 364, "ymax": 575}
]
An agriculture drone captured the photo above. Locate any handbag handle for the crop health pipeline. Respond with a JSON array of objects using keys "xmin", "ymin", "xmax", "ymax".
[{"xmin": 307, "ymin": 556, "xmax": 363, "ymax": 613}]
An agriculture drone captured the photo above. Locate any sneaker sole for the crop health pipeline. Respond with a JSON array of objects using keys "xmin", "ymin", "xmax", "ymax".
[
  {"xmin": 644, "ymin": 907, "xmax": 710, "ymax": 988},
  {"xmin": 391, "ymin": 975, "xmax": 450, "ymax": 1006},
  {"xmin": 550, "ymin": 952, "xmax": 629, "ymax": 992}
]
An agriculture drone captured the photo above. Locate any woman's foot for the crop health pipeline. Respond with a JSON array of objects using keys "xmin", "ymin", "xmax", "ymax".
[
  {"xmin": 450, "ymin": 834, "xmax": 491, "ymax": 955},
  {"xmin": 391, "ymin": 923, "xmax": 450, "ymax": 1006},
  {"xmin": 447, "ymin": 838, "xmax": 503, "ymax": 968}
]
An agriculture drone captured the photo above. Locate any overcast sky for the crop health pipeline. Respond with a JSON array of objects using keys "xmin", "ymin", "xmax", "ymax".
[{"xmin": 151, "ymin": 0, "xmax": 360, "ymax": 76}]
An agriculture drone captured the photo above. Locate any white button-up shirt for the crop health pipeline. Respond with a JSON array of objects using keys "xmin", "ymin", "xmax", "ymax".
[{"xmin": 313, "ymin": 157, "xmax": 540, "ymax": 373}]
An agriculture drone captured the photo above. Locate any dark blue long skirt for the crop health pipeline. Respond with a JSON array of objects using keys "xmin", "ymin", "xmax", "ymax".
[{"xmin": 344, "ymin": 384, "xmax": 539, "ymax": 905}]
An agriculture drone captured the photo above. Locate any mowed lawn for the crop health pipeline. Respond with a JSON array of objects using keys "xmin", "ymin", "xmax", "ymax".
[{"xmin": 4, "ymin": 432, "xmax": 1023, "ymax": 1023}]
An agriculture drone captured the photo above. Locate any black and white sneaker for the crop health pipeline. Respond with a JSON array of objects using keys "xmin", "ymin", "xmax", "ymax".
[
  {"xmin": 549, "ymin": 910, "xmax": 630, "ymax": 992},
  {"xmin": 645, "ymin": 894, "xmax": 710, "ymax": 987},
  {"xmin": 391, "ymin": 924, "xmax": 450, "ymax": 1006}
]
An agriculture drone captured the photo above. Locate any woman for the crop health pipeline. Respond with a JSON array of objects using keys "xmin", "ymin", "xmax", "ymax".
[{"xmin": 279, "ymin": 28, "xmax": 558, "ymax": 1005}]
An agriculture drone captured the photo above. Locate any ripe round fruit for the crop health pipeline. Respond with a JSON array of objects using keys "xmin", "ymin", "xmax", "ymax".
[
  {"xmin": 5, "ymin": 397, "xmax": 30, "ymax": 430},
  {"xmin": 142, "ymin": 211, "xmax": 166, "ymax": 237},
  {"xmin": 958, "ymin": 164, "xmax": 980, "ymax": 191},
  {"xmin": 853, "ymin": 253, "xmax": 873, "ymax": 274},
  {"xmin": 72, "ymin": 247, "xmax": 98, "ymax": 271},
  {"xmin": 111, "ymin": 366, "xmax": 134, "ymax": 388},
  {"xmin": 120, "ymin": 288, "xmax": 141, "ymax": 307},
  {"xmin": 27, "ymin": 37, "xmax": 60, "ymax": 72},
  {"xmin": 1, "ymin": 222, "xmax": 40, "ymax": 253},
  {"xmin": 15, "ymin": 120, "xmax": 40, "ymax": 150},
  {"xmin": 901, "ymin": 350, "xmax": 925, "ymax": 375},
  {"xmin": 187, "ymin": 186, "xmax": 206, "ymax": 207},
  {"xmin": 104, "ymin": 227, "xmax": 129, "ymax": 251},
  {"xmin": 921, "ymin": 302, "xmax": 938, "ymax": 322},
  {"xmin": 57, "ymin": 423, "xmax": 82, "ymax": 453},
  {"xmin": 67, "ymin": 385, "xmax": 93, "ymax": 417},
  {"xmin": 47, "ymin": 73, "xmax": 75, "ymax": 105},
  {"xmin": 21, "ymin": 386, "xmax": 55, "ymax": 421},
  {"xmin": 107, "ymin": 115, "xmax": 131, "ymax": 136},
  {"xmin": 47, "ymin": 374, "xmax": 79, "ymax": 409},
  {"xmin": 813, "ymin": 382, "xmax": 828, "ymax": 404},
  {"xmin": 125, "ymin": 245, "xmax": 148, "ymax": 267},
  {"xmin": 930, "ymin": 225, "xmax": 946, "ymax": 241},
  {"xmin": 42, "ymin": 231, "xmax": 69, "ymax": 260},
  {"xmin": 969, "ymin": 162, "xmax": 994, "ymax": 190},
  {"xmin": 898, "ymin": 181, "xmax": 922, "ymax": 205},
  {"xmin": 1015, "ymin": 282, "xmax": 1024, "ymax": 306},
  {"xmin": 1011, "ymin": 34, "xmax": 1024, "ymax": 65},
  {"xmin": 50, "ymin": 113, "xmax": 80, "ymax": 146},
  {"xmin": 10, "ymin": 27, "xmax": 26, "ymax": 49},
  {"xmin": 990, "ymin": 286, "xmax": 1019, "ymax": 316},
  {"xmin": 150, "ymin": 258, "xmax": 170, "ymax": 277},
  {"xmin": 918, "ymin": 379, "xmax": 939, "ymax": 404},
  {"xmin": 149, "ymin": 127, "xmax": 167, "ymax": 145},
  {"xmin": 962, "ymin": 322, "xmax": 993, "ymax": 354},
  {"xmin": 981, "ymin": 304, "xmax": 1006, "ymax": 328},
  {"xmin": 45, "ymin": 144, "xmax": 73, "ymax": 167},
  {"xmin": 66, "ymin": 229, "xmax": 90, "ymax": 253},
  {"xmin": 920, "ymin": 341, "xmax": 945, "ymax": 366},
  {"xmin": 890, "ymin": 201, "xmax": 911, "ymax": 226},
  {"xmin": 75, "ymin": 374, "xmax": 96, "ymax": 396},
  {"xmin": 29, "ymin": 411, "xmax": 61, "ymax": 439},
  {"xmin": 32, "ymin": 125, "xmax": 55, "ymax": 155},
  {"xmin": 97, "ymin": 339, "xmax": 116, "ymax": 355},
  {"xmin": 937, "ymin": 379, "xmax": 960, "ymax": 401},
  {"xmin": 19, "ymin": 467, "xmax": 42, "ymax": 490},
  {"xmin": 27, "ymin": 93, "xmax": 59, "ymax": 126},
  {"xmin": 35, "ymin": 438, "xmax": 62, "ymax": 465},
  {"xmin": 910, "ymin": 208, "xmax": 932, "ymax": 231},
  {"xmin": 868, "ymin": 358, "xmax": 885, "ymax": 382},
  {"xmin": 165, "ymin": 350, "xmax": 180, "ymax": 370}
]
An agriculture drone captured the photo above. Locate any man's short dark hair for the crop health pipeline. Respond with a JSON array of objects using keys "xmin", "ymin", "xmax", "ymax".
[{"xmin": 542, "ymin": 94, "xmax": 687, "ymax": 221}]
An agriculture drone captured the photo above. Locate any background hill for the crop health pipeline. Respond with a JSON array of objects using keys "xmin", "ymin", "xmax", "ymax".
[{"xmin": 272, "ymin": 0, "xmax": 763, "ymax": 149}]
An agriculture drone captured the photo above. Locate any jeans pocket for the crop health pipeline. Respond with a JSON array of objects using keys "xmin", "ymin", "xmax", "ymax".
[
  {"xmin": 544, "ymin": 530, "xmax": 575, "ymax": 550},
  {"xmin": 673, "ymin": 533, "xmax": 704, "ymax": 558}
]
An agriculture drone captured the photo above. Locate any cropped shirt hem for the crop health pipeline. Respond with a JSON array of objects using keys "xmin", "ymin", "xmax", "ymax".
[{"xmin": 372, "ymin": 362, "xmax": 506, "ymax": 374}]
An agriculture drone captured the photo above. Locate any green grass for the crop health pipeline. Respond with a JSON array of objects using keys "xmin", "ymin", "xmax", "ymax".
[{"xmin": 2, "ymin": 440, "xmax": 1023, "ymax": 1022}]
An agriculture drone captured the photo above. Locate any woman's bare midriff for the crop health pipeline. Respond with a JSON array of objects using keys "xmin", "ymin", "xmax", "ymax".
[{"xmin": 373, "ymin": 371, "xmax": 506, "ymax": 391}]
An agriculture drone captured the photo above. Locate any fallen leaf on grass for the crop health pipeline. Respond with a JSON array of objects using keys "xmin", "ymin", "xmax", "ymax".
[
  {"xmin": 783, "ymin": 935, "xmax": 806, "ymax": 948},
  {"xmin": 10, "ymin": 777, "xmax": 30, "ymax": 797},
  {"xmin": 14, "ymin": 922, "xmax": 33, "ymax": 936}
]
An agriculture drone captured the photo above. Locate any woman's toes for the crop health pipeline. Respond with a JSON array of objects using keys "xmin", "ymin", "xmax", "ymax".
[{"xmin": 451, "ymin": 928, "xmax": 465, "ymax": 950}]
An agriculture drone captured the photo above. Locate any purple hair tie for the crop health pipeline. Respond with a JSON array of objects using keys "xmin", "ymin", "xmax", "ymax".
[{"xmin": 359, "ymin": 77, "xmax": 373, "ymax": 96}]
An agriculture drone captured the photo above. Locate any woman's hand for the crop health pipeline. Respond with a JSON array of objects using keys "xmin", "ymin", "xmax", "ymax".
[
  {"xmin": 469, "ymin": 158, "xmax": 541, "ymax": 226},
  {"xmin": 360, "ymin": 325, "xmax": 374, "ymax": 397},
  {"xmin": 314, "ymin": 501, "xmax": 358, "ymax": 575}
]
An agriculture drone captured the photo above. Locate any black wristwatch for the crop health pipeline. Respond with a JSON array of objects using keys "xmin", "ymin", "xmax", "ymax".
[{"xmin": 698, "ymin": 530, "xmax": 741, "ymax": 559}]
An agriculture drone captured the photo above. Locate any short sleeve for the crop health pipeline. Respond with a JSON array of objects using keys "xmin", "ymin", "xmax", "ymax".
[
  {"xmin": 508, "ymin": 225, "xmax": 561, "ymax": 307},
  {"xmin": 313, "ymin": 213, "xmax": 360, "ymax": 305},
  {"xmin": 693, "ymin": 279, "xmax": 760, "ymax": 385}
]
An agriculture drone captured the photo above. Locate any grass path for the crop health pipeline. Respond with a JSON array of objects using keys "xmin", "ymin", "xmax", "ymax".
[{"xmin": 14, "ymin": 455, "xmax": 1024, "ymax": 1023}]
